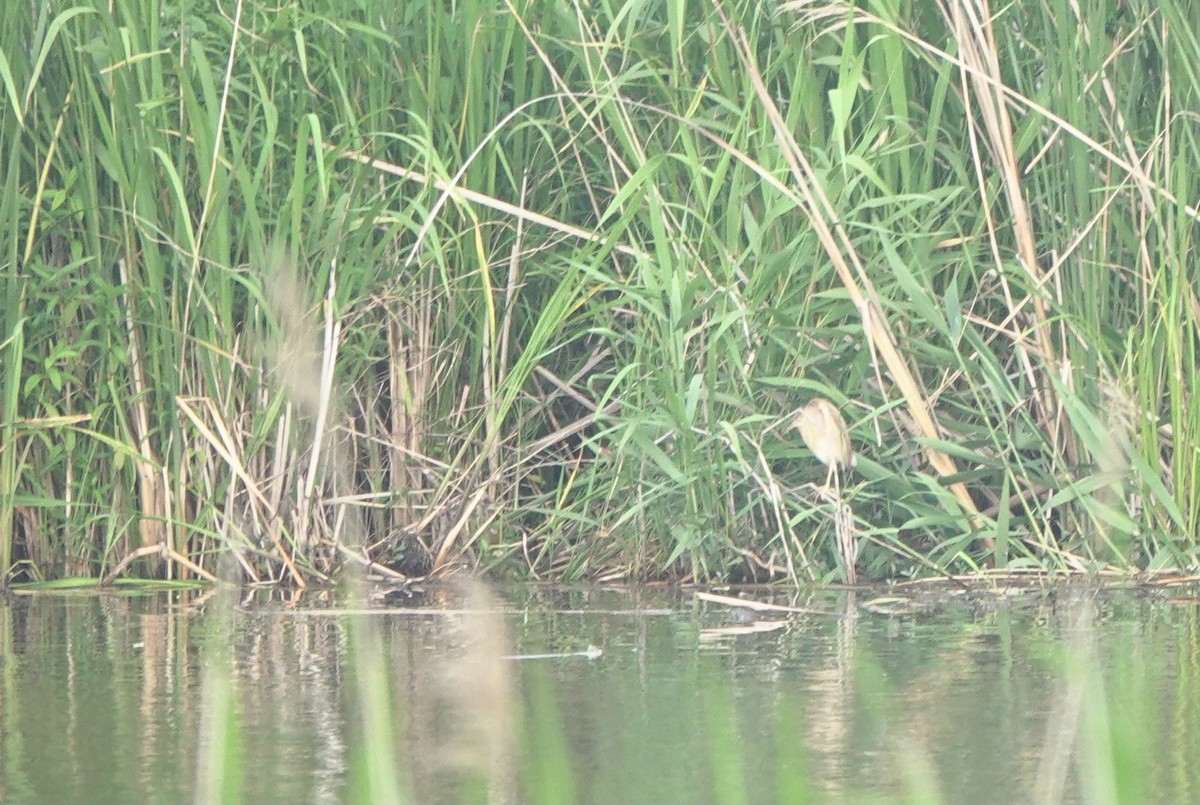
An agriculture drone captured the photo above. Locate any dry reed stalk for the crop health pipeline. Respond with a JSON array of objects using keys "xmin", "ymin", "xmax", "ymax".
[{"xmin": 718, "ymin": 8, "xmax": 984, "ymax": 532}]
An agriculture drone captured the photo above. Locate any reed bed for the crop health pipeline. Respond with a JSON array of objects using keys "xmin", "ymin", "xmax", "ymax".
[{"xmin": 1, "ymin": 0, "xmax": 1197, "ymax": 585}]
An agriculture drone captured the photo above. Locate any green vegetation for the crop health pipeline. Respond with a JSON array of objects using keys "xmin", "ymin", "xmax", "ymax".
[{"xmin": 2, "ymin": 0, "xmax": 1197, "ymax": 585}]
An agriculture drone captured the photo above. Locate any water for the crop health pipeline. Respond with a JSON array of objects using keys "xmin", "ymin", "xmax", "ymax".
[{"xmin": 0, "ymin": 582, "xmax": 1196, "ymax": 804}]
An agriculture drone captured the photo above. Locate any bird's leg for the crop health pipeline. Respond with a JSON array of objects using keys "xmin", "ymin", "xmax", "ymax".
[{"xmin": 816, "ymin": 462, "xmax": 838, "ymax": 502}]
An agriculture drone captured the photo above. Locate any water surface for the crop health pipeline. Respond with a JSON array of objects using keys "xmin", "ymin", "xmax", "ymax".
[{"xmin": 0, "ymin": 582, "xmax": 1195, "ymax": 803}]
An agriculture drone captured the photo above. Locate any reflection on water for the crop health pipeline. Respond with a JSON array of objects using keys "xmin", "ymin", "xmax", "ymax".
[{"xmin": 0, "ymin": 583, "xmax": 1197, "ymax": 804}]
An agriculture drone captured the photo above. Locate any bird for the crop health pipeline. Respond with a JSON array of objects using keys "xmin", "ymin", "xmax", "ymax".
[
  {"xmin": 789, "ymin": 397, "xmax": 858, "ymax": 584},
  {"xmin": 788, "ymin": 397, "xmax": 855, "ymax": 493}
]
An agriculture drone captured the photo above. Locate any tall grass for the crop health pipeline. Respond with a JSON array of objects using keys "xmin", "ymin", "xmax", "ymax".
[{"xmin": 1, "ymin": 0, "xmax": 1198, "ymax": 585}]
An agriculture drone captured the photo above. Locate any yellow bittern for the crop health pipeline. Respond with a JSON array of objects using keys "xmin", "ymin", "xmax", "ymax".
[
  {"xmin": 789, "ymin": 397, "xmax": 858, "ymax": 584},
  {"xmin": 789, "ymin": 397, "xmax": 855, "ymax": 492}
]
